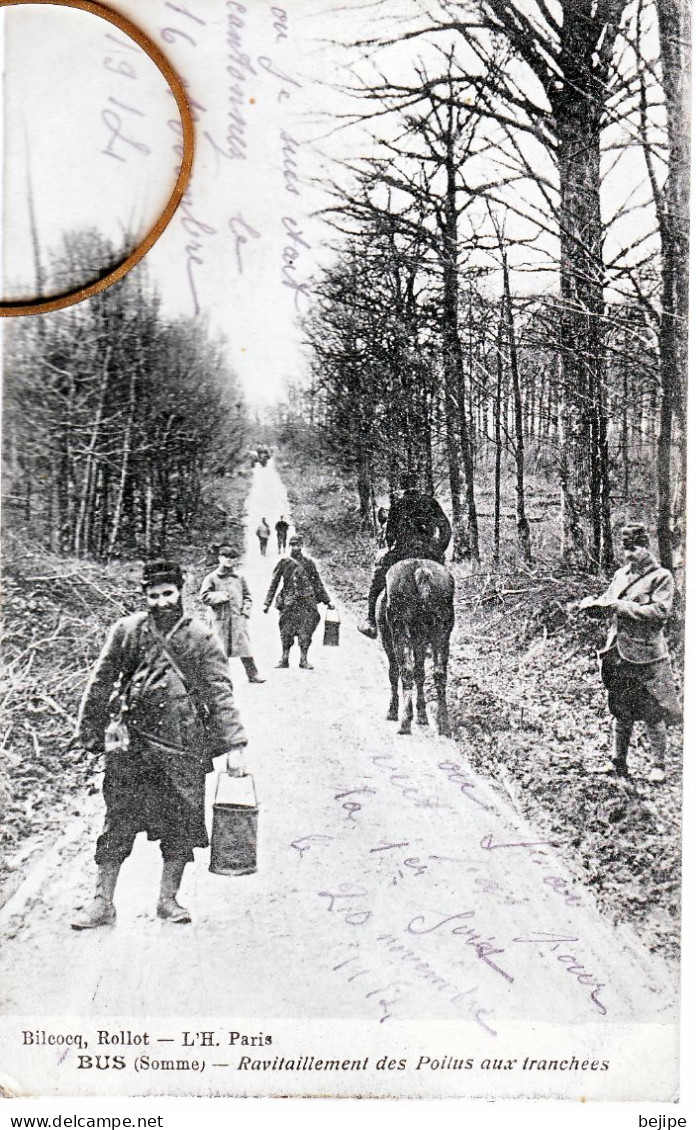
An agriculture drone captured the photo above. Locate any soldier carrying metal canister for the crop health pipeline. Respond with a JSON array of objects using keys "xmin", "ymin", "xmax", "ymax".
[{"xmin": 72, "ymin": 560, "xmax": 248, "ymax": 929}]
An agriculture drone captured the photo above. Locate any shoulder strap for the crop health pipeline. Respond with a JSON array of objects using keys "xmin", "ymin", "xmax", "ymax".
[
  {"xmin": 284, "ymin": 556, "xmax": 302, "ymax": 579},
  {"xmin": 149, "ymin": 621, "xmax": 215, "ymax": 727},
  {"xmin": 291, "ymin": 556, "xmax": 315, "ymax": 587},
  {"xmin": 616, "ymin": 566, "xmax": 662, "ymax": 602},
  {"xmin": 112, "ymin": 614, "xmax": 150, "ymax": 701},
  {"xmin": 149, "ymin": 620, "xmax": 194, "ymax": 696}
]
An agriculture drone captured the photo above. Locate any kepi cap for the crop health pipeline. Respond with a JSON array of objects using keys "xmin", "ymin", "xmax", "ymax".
[
  {"xmin": 142, "ymin": 559, "xmax": 184, "ymax": 588},
  {"xmin": 621, "ymin": 523, "xmax": 650, "ymax": 549}
]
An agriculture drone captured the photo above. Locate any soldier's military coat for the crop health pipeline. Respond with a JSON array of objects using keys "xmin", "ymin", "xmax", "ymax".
[
  {"xmin": 200, "ymin": 566, "xmax": 253, "ymax": 658},
  {"xmin": 594, "ymin": 556, "xmax": 680, "ymax": 724},
  {"xmin": 385, "ymin": 490, "xmax": 452, "ymax": 556},
  {"xmin": 78, "ymin": 612, "xmax": 247, "ymax": 864},
  {"xmin": 264, "ymin": 554, "xmax": 331, "ymax": 648}
]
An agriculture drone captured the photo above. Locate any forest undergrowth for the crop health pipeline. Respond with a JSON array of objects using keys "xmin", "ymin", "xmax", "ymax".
[
  {"xmin": 0, "ymin": 470, "xmax": 251, "ymax": 905},
  {"xmin": 278, "ymin": 449, "xmax": 683, "ymax": 965}
]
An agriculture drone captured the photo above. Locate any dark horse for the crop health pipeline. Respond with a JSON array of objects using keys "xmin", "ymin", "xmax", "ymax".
[{"xmin": 376, "ymin": 558, "xmax": 455, "ymax": 736}]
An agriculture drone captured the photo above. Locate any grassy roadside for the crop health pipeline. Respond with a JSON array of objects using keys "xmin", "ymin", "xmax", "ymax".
[
  {"xmin": 0, "ymin": 469, "xmax": 253, "ymax": 902},
  {"xmin": 277, "ymin": 447, "xmax": 682, "ymax": 964}
]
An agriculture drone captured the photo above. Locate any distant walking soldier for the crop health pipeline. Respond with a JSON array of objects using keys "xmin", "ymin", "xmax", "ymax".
[
  {"xmin": 263, "ymin": 534, "xmax": 334, "ymax": 669},
  {"xmin": 256, "ymin": 518, "xmax": 271, "ymax": 556},
  {"xmin": 200, "ymin": 545, "xmax": 265, "ymax": 683},
  {"xmin": 576, "ymin": 523, "xmax": 680, "ymax": 783},
  {"xmin": 72, "ymin": 560, "xmax": 248, "ymax": 929},
  {"xmin": 359, "ymin": 472, "xmax": 452, "ymax": 638},
  {"xmin": 275, "ymin": 515, "xmax": 290, "ymax": 554}
]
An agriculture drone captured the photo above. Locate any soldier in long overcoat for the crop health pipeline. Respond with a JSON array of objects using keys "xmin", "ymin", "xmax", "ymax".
[
  {"xmin": 200, "ymin": 545, "xmax": 265, "ymax": 683},
  {"xmin": 263, "ymin": 534, "xmax": 334, "ymax": 669},
  {"xmin": 72, "ymin": 560, "xmax": 248, "ymax": 929},
  {"xmin": 577, "ymin": 523, "xmax": 680, "ymax": 783}
]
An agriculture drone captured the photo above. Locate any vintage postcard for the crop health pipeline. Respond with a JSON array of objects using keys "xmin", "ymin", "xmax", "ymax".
[{"xmin": 0, "ymin": 0, "xmax": 690, "ymax": 1110}]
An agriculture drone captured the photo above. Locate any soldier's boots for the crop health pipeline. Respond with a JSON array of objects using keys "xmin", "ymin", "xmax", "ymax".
[
  {"xmin": 157, "ymin": 859, "xmax": 191, "ymax": 924},
  {"xmin": 358, "ymin": 566, "xmax": 386, "ymax": 639},
  {"xmin": 595, "ymin": 720, "xmax": 666, "ymax": 783},
  {"xmin": 594, "ymin": 720, "xmax": 631, "ymax": 776},
  {"xmin": 71, "ymin": 863, "xmax": 120, "ymax": 930},
  {"xmin": 157, "ymin": 899, "xmax": 191, "ymax": 923},
  {"xmin": 275, "ymin": 650, "xmax": 290, "ymax": 668},
  {"xmin": 358, "ymin": 591, "xmax": 379, "ymax": 637},
  {"xmin": 299, "ymin": 652, "xmax": 314, "ymax": 670},
  {"xmin": 611, "ymin": 719, "xmax": 632, "ymax": 776},
  {"xmin": 71, "ymin": 896, "xmax": 117, "ymax": 930},
  {"xmin": 241, "ymin": 657, "xmax": 266, "ymax": 684}
]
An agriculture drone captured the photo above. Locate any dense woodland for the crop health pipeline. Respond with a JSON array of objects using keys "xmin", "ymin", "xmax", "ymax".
[
  {"xmin": 283, "ymin": 0, "xmax": 689, "ymax": 580},
  {"xmin": 2, "ymin": 231, "xmax": 247, "ymax": 560}
]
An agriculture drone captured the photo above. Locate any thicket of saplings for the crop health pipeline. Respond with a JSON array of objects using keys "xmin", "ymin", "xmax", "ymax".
[{"xmin": 3, "ymin": 229, "xmax": 247, "ymax": 562}]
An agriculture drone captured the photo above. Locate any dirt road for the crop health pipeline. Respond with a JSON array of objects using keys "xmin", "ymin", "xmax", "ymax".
[{"xmin": 0, "ymin": 463, "xmax": 679, "ymax": 1097}]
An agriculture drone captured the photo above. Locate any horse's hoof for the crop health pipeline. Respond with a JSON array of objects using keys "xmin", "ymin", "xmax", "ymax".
[
  {"xmin": 438, "ymin": 724, "xmax": 451, "ymax": 738},
  {"xmin": 397, "ymin": 724, "xmax": 412, "ymax": 736},
  {"xmin": 417, "ymin": 713, "xmax": 429, "ymax": 726},
  {"xmin": 386, "ymin": 709, "xmax": 399, "ymax": 722}
]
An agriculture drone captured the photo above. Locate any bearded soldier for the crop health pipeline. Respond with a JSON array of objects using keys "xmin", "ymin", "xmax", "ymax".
[
  {"xmin": 72, "ymin": 560, "xmax": 248, "ymax": 929},
  {"xmin": 577, "ymin": 523, "xmax": 680, "ymax": 783}
]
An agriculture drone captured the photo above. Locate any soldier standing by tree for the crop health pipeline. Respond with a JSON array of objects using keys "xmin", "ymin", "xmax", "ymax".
[{"xmin": 576, "ymin": 524, "xmax": 681, "ymax": 783}]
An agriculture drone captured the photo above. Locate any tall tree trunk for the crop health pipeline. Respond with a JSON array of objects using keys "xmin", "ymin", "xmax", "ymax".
[
  {"xmin": 597, "ymin": 366, "xmax": 614, "ymax": 571},
  {"xmin": 73, "ymin": 352, "xmax": 111, "ymax": 556},
  {"xmin": 502, "ymin": 252, "xmax": 532, "ymax": 564},
  {"xmin": 555, "ymin": 103, "xmax": 606, "ymax": 569},
  {"xmin": 441, "ymin": 129, "xmax": 479, "ymax": 563},
  {"xmin": 622, "ymin": 353, "xmax": 630, "ymax": 498},
  {"xmin": 422, "ymin": 386, "xmax": 434, "ymax": 494},
  {"xmin": 357, "ymin": 441, "xmax": 373, "ymax": 530},
  {"xmin": 655, "ymin": 0, "xmax": 690, "ymax": 584},
  {"xmin": 106, "ymin": 366, "xmax": 137, "ymax": 561},
  {"xmin": 493, "ymin": 309, "xmax": 504, "ymax": 569},
  {"xmin": 143, "ymin": 469, "xmax": 154, "ymax": 557}
]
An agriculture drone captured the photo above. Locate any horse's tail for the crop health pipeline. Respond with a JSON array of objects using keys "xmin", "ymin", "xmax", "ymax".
[{"xmin": 414, "ymin": 565, "xmax": 434, "ymax": 602}]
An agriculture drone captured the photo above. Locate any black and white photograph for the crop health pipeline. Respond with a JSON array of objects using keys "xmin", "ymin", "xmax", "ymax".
[{"xmin": 0, "ymin": 0, "xmax": 691, "ymax": 1113}]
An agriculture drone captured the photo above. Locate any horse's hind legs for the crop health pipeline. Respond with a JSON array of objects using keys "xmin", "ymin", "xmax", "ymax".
[
  {"xmin": 398, "ymin": 690, "xmax": 414, "ymax": 735},
  {"xmin": 383, "ymin": 634, "xmax": 400, "ymax": 721},
  {"xmin": 435, "ymin": 687, "xmax": 451, "ymax": 736},
  {"xmin": 433, "ymin": 638, "xmax": 451, "ymax": 737},
  {"xmin": 397, "ymin": 668, "xmax": 415, "ymax": 736},
  {"xmin": 414, "ymin": 647, "xmax": 428, "ymax": 726},
  {"xmin": 387, "ymin": 662, "xmax": 399, "ymax": 722}
]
